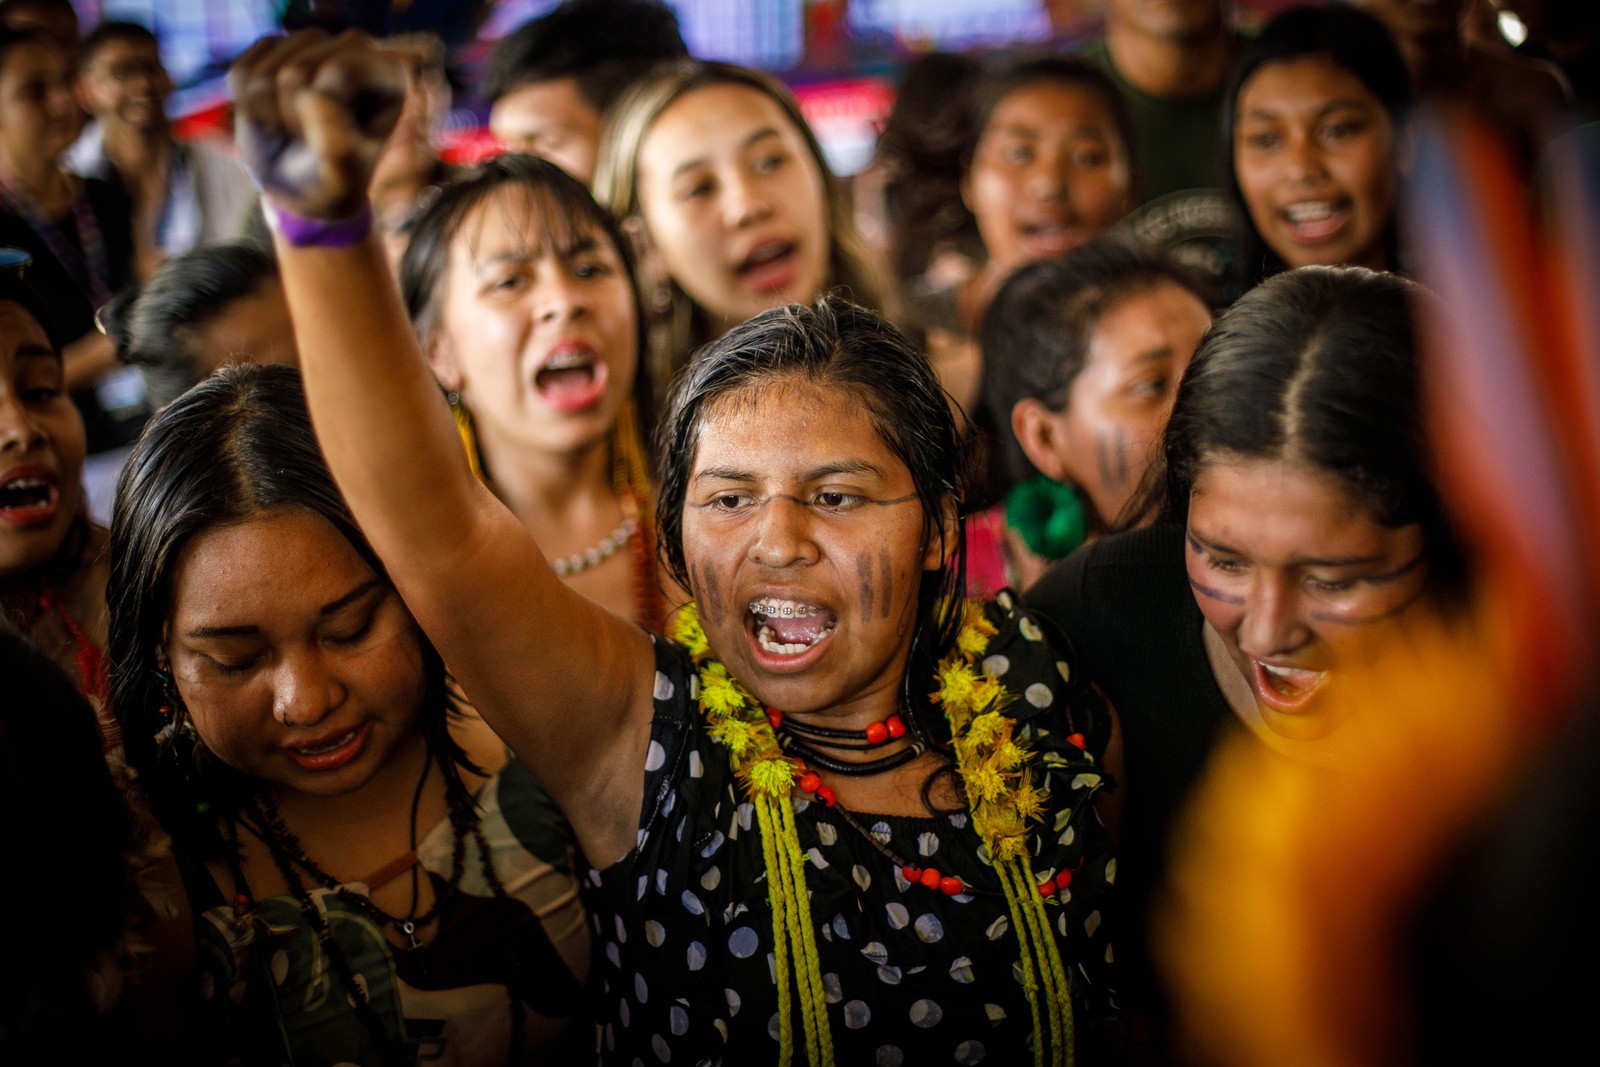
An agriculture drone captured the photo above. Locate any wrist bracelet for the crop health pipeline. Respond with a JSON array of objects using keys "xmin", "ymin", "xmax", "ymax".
[{"xmin": 265, "ymin": 201, "xmax": 374, "ymax": 249}]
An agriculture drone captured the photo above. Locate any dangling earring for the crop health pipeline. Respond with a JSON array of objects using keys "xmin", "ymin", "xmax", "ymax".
[
  {"xmin": 153, "ymin": 666, "xmax": 198, "ymax": 751},
  {"xmin": 1003, "ymin": 476, "xmax": 1087, "ymax": 561},
  {"xmin": 445, "ymin": 389, "xmax": 486, "ymax": 483}
]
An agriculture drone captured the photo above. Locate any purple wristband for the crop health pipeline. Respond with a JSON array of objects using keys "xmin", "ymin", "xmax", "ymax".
[{"xmin": 266, "ymin": 202, "xmax": 374, "ymax": 248}]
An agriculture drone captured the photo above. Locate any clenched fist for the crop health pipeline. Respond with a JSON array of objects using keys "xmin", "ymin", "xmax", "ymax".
[{"xmin": 229, "ymin": 30, "xmax": 407, "ymax": 221}]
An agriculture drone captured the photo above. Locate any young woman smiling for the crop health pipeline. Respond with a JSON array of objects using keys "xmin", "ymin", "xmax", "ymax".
[
  {"xmin": 107, "ymin": 364, "xmax": 592, "ymax": 1065},
  {"xmin": 228, "ymin": 32, "xmax": 1121, "ymax": 1064},
  {"xmin": 1025, "ymin": 264, "xmax": 1464, "ymax": 1058},
  {"xmin": 1223, "ymin": 5, "xmax": 1414, "ymax": 291},
  {"xmin": 400, "ymin": 154, "xmax": 665, "ymax": 628},
  {"xmin": 913, "ymin": 57, "xmax": 1137, "ymax": 414},
  {"xmin": 593, "ymin": 59, "xmax": 886, "ymax": 392}
]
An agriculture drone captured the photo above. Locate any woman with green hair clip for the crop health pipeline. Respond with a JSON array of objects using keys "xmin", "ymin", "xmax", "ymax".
[{"xmin": 968, "ymin": 235, "xmax": 1212, "ymax": 596}]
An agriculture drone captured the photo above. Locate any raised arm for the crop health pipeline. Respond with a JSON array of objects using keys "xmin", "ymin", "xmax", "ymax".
[{"xmin": 228, "ymin": 32, "xmax": 655, "ymax": 864}]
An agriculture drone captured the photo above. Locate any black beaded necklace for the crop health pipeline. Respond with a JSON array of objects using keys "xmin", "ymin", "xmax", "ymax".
[{"xmin": 768, "ymin": 706, "xmax": 927, "ymax": 777}]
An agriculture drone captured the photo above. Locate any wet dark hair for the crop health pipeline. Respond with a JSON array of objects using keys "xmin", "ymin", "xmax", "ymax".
[
  {"xmin": 398, "ymin": 151, "xmax": 654, "ymax": 441},
  {"xmin": 978, "ymin": 235, "xmax": 1210, "ymax": 508},
  {"xmin": 1223, "ymin": 4, "xmax": 1414, "ymax": 289},
  {"xmin": 655, "ymin": 294, "xmax": 968, "ymax": 707},
  {"xmin": 483, "ymin": 0, "xmax": 688, "ymax": 109},
  {"xmin": 1155, "ymin": 265, "xmax": 1464, "ymax": 588},
  {"xmin": 78, "ymin": 18, "xmax": 156, "ymax": 66},
  {"xmin": 960, "ymin": 55, "xmax": 1142, "ymax": 230},
  {"xmin": 98, "ymin": 242, "xmax": 280, "ymax": 409},
  {"xmin": 107, "ymin": 363, "xmax": 474, "ymax": 856}
]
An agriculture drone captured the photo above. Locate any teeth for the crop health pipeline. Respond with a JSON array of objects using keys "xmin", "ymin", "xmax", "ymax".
[
  {"xmin": 1260, "ymin": 663, "xmax": 1317, "ymax": 678},
  {"xmin": 293, "ymin": 729, "xmax": 357, "ymax": 755},
  {"xmin": 748, "ymin": 598, "xmax": 823, "ymax": 619},
  {"xmin": 4, "ymin": 478, "xmax": 48, "ymax": 490},
  {"xmin": 1284, "ymin": 202, "xmax": 1337, "ymax": 222},
  {"xmin": 757, "ymin": 622, "xmax": 835, "ymax": 656},
  {"xmin": 544, "ymin": 350, "xmax": 592, "ymax": 370}
]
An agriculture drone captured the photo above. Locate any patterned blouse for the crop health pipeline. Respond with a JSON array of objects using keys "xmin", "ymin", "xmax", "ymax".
[{"xmin": 584, "ymin": 592, "xmax": 1118, "ymax": 1064}]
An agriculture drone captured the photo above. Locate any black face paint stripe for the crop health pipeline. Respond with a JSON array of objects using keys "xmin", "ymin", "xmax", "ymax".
[{"xmin": 857, "ymin": 552, "xmax": 875, "ymax": 619}]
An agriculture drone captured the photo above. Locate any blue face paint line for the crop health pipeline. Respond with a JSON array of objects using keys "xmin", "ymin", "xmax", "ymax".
[
  {"xmin": 1360, "ymin": 551, "xmax": 1428, "ymax": 586},
  {"xmin": 1308, "ymin": 580, "xmax": 1431, "ymax": 625},
  {"xmin": 1184, "ymin": 530, "xmax": 1248, "ymax": 604},
  {"xmin": 1188, "ymin": 575, "xmax": 1247, "ymax": 605}
]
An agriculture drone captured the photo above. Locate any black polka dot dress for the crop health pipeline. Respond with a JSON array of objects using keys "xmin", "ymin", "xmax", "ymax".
[{"xmin": 584, "ymin": 594, "xmax": 1118, "ymax": 1064}]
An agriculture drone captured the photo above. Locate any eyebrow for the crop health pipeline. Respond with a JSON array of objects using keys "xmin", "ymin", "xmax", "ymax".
[
  {"xmin": 1186, "ymin": 529, "xmax": 1385, "ymax": 568},
  {"xmin": 1242, "ymin": 98, "xmax": 1372, "ymax": 122},
  {"xmin": 671, "ymin": 127, "xmax": 782, "ymax": 181},
  {"xmin": 474, "ymin": 234, "xmax": 599, "ymax": 270},
  {"xmin": 693, "ymin": 460, "xmax": 886, "ymax": 484},
  {"xmin": 17, "ymin": 344, "xmax": 60, "ymax": 363},
  {"xmin": 183, "ymin": 579, "xmax": 383, "ymax": 639},
  {"xmin": 1128, "ymin": 346, "xmax": 1174, "ymax": 366}
]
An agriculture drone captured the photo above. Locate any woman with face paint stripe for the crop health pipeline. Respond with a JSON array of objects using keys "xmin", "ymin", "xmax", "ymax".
[{"xmin": 1024, "ymin": 263, "xmax": 1466, "ymax": 1059}]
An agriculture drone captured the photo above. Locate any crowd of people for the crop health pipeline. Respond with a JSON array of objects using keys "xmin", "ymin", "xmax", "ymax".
[{"xmin": 1, "ymin": 0, "xmax": 1592, "ymax": 1063}]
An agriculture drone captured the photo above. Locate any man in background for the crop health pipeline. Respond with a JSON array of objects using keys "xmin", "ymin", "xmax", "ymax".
[
  {"xmin": 1081, "ymin": 0, "xmax": 1243, "ymax": 300},
  {"xmin": 483, "ymin": 0, "xmax": 688, "ymax": 183},
  {"xmin": 69, "ymin": 21, "xmax": 255, "ymax": 269}
]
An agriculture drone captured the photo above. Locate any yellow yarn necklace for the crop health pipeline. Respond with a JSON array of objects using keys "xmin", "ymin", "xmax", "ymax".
[{"xmin": 668, "ymin": 600, "xmax": 1079, "ymax": 1067}]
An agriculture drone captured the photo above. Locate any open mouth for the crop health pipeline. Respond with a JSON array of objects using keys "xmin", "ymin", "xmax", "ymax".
[
  {"xmin": 534, "ymin": 344, "xmax": 609, "ymax": 414},
  {"xmin": 284, "ymin": 722, "xmax": 372, "ymax": 772},
  {"xmin": 737, "ymin": 240, "xmax": 800, "ymax": 295},
  {"xmin": 0, "ymin": 472, "xmax": 59, "ymax": 527},
  {"xmin": 1017, "ymin": 219, "xmax": 1085, "ymax": 258},
  {"xmin": 1278, "ymin": 199, "xmax": 1352, "ymax": 244},
  {"xmin": 747, "ymin": 597, "xmax": 837, "ymax": 657},
  {"xmin": 1252, "ymin": 659, "xmax": 1328, "ymax": 713}
]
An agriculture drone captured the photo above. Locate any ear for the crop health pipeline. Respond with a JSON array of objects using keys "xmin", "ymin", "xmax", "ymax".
[
  {"xmin": 1012, "ymin": 399, "xmax": 1072, "ymax": 483},
  {"xmin": 923, "ymin": 494, "xmax": 959, "ymax": 572},
  {"xmin": 424, "ymin": 331, "xmax": 463, "ymax": 394}
]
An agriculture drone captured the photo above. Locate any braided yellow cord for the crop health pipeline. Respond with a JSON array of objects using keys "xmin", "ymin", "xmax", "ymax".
[
  {"xmin": 997, "ymin": 860, "xmax": 1047, "ymax": 1067},
  {"xmin": 755, "ymin": 796, "xmax": 796, "ymax": 1067},
  {"xmin": 1016, "ymin": 860, "xmax": 1073, "ymax": 1067},
  {"xmin": 778, "ymin": 796, "xmax": 835, "ymax": 1067}
]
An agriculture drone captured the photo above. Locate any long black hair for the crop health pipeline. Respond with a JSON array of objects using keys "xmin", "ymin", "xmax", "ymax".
[
  {"xmin": 1155, "ymin": 265, "xmax": 1465, "ymax": 591},
  {"xmin": 1222, "ymin": 4, "xmax": 1414, "ymax": 290},
  {"xmin": 655, "ymin": 294, "xmax": 969, "ymax": 719},
  {"xmin": 107, "ymin": 363, "xmax": 474, "ymax": 855}
]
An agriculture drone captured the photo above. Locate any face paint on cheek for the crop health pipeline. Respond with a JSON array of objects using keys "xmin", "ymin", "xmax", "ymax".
[
  {"xmin": 878, "ymin": 547, "xmax": 895, "ymax": 620},
  {"xmin": 856, "ymin": 552, "xmax": 875, "ymax": 620},
  {"xmin": 1185, "ymin": 531, "xmax": 1247, "ymax": 605},
  {"xmin": 694, "ymin": 562, "xmax": 724, "ymax": 618},
  {"xmin": 1095, "ymin": 427, "xmax": 1130, "ymax": 492},
  {"xmin": 1307, "ymin": 557, "xmax": 1430, "ymax": 625}
]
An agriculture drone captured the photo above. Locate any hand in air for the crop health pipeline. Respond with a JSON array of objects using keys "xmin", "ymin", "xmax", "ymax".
[{"xmin": 228, "ymin": 30, "xmax": 406, "ymax": 221}]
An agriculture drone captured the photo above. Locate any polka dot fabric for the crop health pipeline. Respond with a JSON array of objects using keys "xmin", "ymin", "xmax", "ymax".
[{"xmin": 586, "ymin": 594, "xmax": 1118, "ymax": 1063}]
